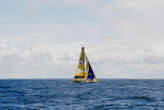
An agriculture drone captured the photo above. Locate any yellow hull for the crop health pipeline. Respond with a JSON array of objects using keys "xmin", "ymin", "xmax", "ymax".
[{"xmin": 72, "ymin": 78, "xmax": 98, "ymax": 83}]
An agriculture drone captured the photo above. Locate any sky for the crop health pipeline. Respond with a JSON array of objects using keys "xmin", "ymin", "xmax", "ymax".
[{"xmin": 0, "ymin": 0, "xmax": 164, "ymax": 79}]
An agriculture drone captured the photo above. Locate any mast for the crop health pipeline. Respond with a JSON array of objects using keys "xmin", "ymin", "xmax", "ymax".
[{"xmin": 82, "ymin": 47, "xmax": 85, "ymax": 77}]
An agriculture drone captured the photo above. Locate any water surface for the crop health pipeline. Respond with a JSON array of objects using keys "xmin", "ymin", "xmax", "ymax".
[{"xmin": 0, "ymin": 79, "xmax": 164, "ymax": 110}]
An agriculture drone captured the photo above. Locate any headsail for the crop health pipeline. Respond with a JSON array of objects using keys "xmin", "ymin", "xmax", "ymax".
[{"xmin": 85, "ymin": 54, "xmax": 97, "ymax": 81}]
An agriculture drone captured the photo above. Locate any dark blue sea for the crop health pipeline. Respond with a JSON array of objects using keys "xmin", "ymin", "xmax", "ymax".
[{"xmin": 0, "ymin": 79, "xmax": 164, "ymax": 110}]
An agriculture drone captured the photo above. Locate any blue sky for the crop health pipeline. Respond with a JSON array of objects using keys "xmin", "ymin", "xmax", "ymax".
[{"xmin": 0, "ymin": 0, "xmax": 164, "ymax": 78}]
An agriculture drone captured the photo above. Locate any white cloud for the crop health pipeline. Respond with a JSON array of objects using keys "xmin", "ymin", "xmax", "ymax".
[{"xmin": 0, "ymin": 37, "xmax": 164, "ymax": 79}]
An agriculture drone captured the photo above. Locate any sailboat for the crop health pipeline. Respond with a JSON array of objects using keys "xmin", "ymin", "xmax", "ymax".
[{"xmin": 72, "ymin": 47, "xmax": 98, "ymax": 83}]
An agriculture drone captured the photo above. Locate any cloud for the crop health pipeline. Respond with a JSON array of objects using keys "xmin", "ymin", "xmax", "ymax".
[
  {"xmin": 0, "ymin": 42, "xmax": 84, "ymax": 78},
  {"xmin": 112, "ymin": 0, "xmax": 164, "ymax": 39},
  {"xmin": 0, "ymin": 37, "xmax": 164, "ymax": 79}
]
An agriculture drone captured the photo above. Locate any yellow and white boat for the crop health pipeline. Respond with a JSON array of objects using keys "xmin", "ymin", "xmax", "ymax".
[{"xmin": 72, "ymin": 47, "xmax": 98, "ymax": 83}]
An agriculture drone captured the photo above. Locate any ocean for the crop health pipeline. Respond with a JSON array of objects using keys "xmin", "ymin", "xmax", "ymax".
[{"xmin": 0, "ymin": 79, "xmax": 164, "ymax": 110}]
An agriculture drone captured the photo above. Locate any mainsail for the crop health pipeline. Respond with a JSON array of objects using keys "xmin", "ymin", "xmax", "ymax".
[
  {"xmin": 73, "ymin": 47, "xmax": 97, "ymax": 82},
  {"xmin": 74, "ymin": 47, "xmax": 85, "ymax": 78}
]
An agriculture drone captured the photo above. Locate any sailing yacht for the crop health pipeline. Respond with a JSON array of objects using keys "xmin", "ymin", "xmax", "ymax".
[{"xmin": 72, "ymin": 47, "xmax": 98, "ymax": 83}]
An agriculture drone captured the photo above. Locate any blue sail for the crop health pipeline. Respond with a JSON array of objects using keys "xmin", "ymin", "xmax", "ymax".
[{"xmin": 87, "ymin": 64, "xmax": 95, "ymax": 80}]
